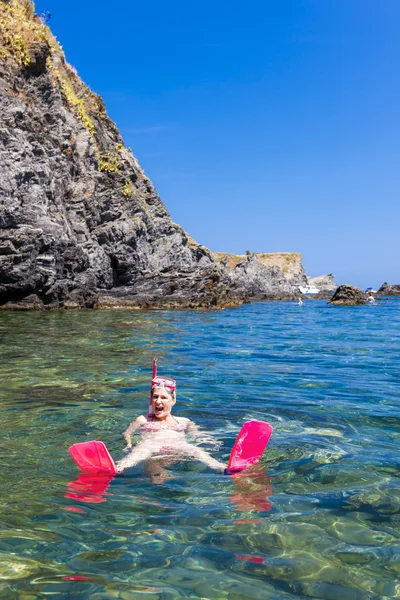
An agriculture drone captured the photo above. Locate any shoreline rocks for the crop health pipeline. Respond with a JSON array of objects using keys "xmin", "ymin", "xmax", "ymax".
[
  {"xmin": 377, "ymin": 283, "xmax": 400, "ymax": 296},
  {"xmin": 328, "ymin": 285, "xmax": 366, "ymax": 306}
]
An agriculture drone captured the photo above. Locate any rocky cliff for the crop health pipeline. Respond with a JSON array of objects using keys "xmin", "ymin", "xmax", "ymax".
[
  {"xmin": 213, "ymin": 252, "xmax": 307, "ymax": 298},
  {"xmin": 0, "ymin": 0, "xmax": 307, "ymax": 309},
  {"xmin": 377, "ymin": 283, "xmax": 400, "ymax": 296},
  {"xmin": 307, "ymin": 273, "xmax": 338, "ymax": 293}
]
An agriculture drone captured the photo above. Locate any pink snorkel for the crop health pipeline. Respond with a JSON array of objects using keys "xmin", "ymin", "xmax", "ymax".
[{"xmin": 148, "ymin": 357, "xmax": 158, "ymax": 417}]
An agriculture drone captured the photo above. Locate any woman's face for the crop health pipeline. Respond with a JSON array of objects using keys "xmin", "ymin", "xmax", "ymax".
[{"xmin": 151, "ymin": 387, "xmax": 175, "ymax": 418}]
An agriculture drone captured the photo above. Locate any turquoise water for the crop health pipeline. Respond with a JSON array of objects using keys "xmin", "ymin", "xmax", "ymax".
[{"xmin": 0, "ymin": 299, "xmax": 399, "ymax": 599}]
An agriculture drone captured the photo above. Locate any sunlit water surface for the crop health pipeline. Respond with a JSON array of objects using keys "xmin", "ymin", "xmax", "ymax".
[{"xmin": 0, "ymin": 300, "xmax": 399, "ymax": 599}]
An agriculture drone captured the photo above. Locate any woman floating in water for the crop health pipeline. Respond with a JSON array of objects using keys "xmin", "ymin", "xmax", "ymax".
[
  {"xmin": 115, "ymin": 374, "xmax": 227, "ymax": 473},
  {"xmin": 68, "ymin": 361, "xmax": 273, "ymax": 480}
]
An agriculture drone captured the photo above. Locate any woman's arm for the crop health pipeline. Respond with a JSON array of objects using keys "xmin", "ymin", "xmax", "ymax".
[
  {"xmin": 123, "ymin": 415, "xmax": 146, "ymax": 449},
  {"xmin": 184, "ymin": 419, "xmax": 216, "ymax": 445},
  {"xmin": 185, "ymin": 418, "xmax": 201, "ymax": 438}
]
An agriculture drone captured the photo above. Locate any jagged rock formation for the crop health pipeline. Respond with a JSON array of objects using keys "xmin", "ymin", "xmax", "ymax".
[
  {"xmin": 377, "ymin": 283, "xmax": 400, "ymax": 296},
  {"xmin": 213, "ymin": 252, "xmax": 307, "ymax": 298},
  {"xmin": 307, "ymin": 273, "xmax": 337, "ymax": 293},
  {"xmin": 328, "ymin": 284, "xmax": 366, "ymax": 306},
  {"xmin": 0, "ymin": 0, "xmax": 307, "ymax": 309}
]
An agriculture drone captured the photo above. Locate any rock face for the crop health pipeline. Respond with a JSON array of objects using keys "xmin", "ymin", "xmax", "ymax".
[
  {"xmin": 328, "ymin": 285, "xmax": 366, "ymax": 306},
  {"xmin": 307, "ymin": 273, "xmax": 337, "ymax": 293},
  {"xmin": 213, "ymin": 252, "xmax": 307, "ymax": 298},
  {"xmin": 0, "ymin": 0, "xmax": 307, "ymax": 309},
  {"xmin": 377, "ymin": 283, "xmax": 400, "ymax": 296}
]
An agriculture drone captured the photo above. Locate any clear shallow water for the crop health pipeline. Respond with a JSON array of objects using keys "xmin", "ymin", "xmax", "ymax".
[{"xmin": 0, "ymin": 300, "xmax": 399, "ymax": 599}]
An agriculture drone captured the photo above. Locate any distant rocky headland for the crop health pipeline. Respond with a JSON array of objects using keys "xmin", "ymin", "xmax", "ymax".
[
  {"xmin": 0, "ymin": 2, "xmax": 396, "ymax": 311},
  {"xmin": 307, "ymin": 273, "xmax": 337, "ymax": 293}
]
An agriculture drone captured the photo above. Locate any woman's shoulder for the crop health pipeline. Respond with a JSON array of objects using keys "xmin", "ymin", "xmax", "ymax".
[
  {"xmin": 173, "ymin": 416, "xmax": 192, "ymax": 428},
  {"xmin": 135, "ymin": 415, "xmax": 149, "ymax": 425}
]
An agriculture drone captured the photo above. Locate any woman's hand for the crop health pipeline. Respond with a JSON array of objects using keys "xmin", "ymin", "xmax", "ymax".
[{"xmin": 123, "ymin": 444, "xmax": 132, "ymax": 453}]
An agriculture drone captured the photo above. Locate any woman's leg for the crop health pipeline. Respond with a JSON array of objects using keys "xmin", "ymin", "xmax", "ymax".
[
  {"xmin": 116, "ymin": 440, "xmax": 226, "ymax": 473},
  {"xmin": 115, "ymin": 443, "xmax": 153, "ymax": 473},
  {"xmin": 144, "ymin": 457, "xmax": 177, "ymax": 485},
  {"xmin": 180, "ymin": 443, "xmax": 226, "ymax": 472}
]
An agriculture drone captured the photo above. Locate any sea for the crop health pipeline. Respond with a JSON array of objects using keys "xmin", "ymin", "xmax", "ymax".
[{"xmin": 0, "ymin": 298, "xmax": 399, "ymax": 599}]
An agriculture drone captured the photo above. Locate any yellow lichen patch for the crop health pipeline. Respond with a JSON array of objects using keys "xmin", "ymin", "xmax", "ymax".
[
  {"xmin": 45, "ymin": 55, "xmax": 96, "ymax": 137},
  {"xmin": 0, "ymin": 0, "xmax": 126, "ymax": 176},
  {"xmin": 59, "ymin": 76, "xmax": 95, "ymax": 136},
  {"xmin": 0, "ymin": 0, "xmax": 96, "ymax": 137},
  {"xmin": 98, "ymin": 151, "xmax": 119, "ymax": 174},
  {"xmin": 213, "ymin": 251, "xmax": 303, "ymax": 273},
  {"xmin": 257, "ymin": 252, "xmax": 301, "ymax": 263},
  {"xmin": 0, "ymin": 0, "xmax": 46, "ymax": 66},
  {"xmin": 256, "ymin": 252, "xmax": 302, "ymax": 273},
  {"xmin": 121, "ymin": 182, "xmax": 134, "ymax": 197},
  {"xmin": 212, "ymin": 252, "xmax": 244, "ymax": 269}
]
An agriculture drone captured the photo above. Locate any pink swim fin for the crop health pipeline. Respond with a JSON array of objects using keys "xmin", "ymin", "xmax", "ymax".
[
  {"xmin": 69, "ymin": 440, "xmax": 117, "ymax": 475},
  {"xmin": 226, "ymin": 420, "xmax": 273, "ymax": 474}
]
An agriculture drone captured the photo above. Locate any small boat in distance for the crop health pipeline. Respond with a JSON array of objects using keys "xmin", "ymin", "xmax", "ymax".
[{"xmin": 299, "ymin": 285, "xmax": 320, "ymax": 295}]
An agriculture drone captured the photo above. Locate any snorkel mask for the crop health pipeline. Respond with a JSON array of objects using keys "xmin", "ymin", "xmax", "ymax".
[
  {"xmin": 151, "ymin": 376, "xmax": 176, "ymax": 392},
  {"xmin": 148, "ymin": 358, "xmax": 176, "ymax": 415}
]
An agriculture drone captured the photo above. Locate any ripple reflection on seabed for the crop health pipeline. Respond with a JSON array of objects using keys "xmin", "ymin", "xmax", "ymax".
[
  {"xmin": 64, "ymin": 472, "xmax": 114, "ymax": 505},
  {"xmin": 231, "ymin": 470, "xmax": 273, "ymax": 565},
  {"xmin": 64, "ymin": 466, "xmax": 273, "ymax": 512},
  {"xmin": 229, "ymin": 469, "xmax": 273, "ymax": 512}
]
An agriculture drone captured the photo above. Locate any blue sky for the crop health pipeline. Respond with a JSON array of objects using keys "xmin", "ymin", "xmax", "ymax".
[{"xmin": 36, "ymin": 0, "xmax": 399, "ymax": 288}]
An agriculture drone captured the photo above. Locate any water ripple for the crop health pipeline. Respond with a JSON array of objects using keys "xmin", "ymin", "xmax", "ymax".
[{"xmin": 0, "ymin": 299, "xmax": 399, "ymax": 598}]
